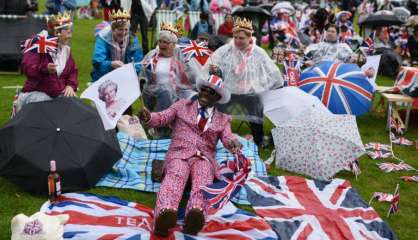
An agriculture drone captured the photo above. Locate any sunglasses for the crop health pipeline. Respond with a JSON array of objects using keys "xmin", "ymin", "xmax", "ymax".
[{"xmin": 200, "ymin": 86, "xmax": 217, "ymax": 96}]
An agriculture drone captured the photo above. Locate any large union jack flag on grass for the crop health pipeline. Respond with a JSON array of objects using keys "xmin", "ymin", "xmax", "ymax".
[
  {"xmin": 21, "ymin": 33, "xmax": 58, "ymax": 54},
  {"xmin": 40, "ymin": 192, "xmax": 276, "ymax": 239},
  {"xmin": 245, "ymin": 176, "xmax": 398, "ymax": 240},
  {"xmin": 298, "ymin": 61, "xmax": 374, "ymax": 116}
]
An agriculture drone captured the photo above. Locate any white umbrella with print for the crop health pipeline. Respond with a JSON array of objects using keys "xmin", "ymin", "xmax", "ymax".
[{"xmin": 272, "ymin": 106, "xmax": 365, "ymax": 180}]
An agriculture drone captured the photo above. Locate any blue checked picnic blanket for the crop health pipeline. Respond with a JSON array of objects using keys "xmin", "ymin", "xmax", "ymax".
[{"xmin": 96, "ymin": 132, "xmax": 268, "ymax": 205}]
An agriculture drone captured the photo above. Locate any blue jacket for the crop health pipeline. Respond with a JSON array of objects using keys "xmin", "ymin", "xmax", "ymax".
[{"xmin": 91, "ymin": 29, "xmax": 143, "ymax": 82}]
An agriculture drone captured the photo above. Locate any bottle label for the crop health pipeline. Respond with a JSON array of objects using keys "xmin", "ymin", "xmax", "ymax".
[{"xmin": 56, "ymin": 180, "xmax": 61, "ymax": 196}]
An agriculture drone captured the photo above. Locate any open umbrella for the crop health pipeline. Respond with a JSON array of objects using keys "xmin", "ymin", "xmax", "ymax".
[
  {"xmin": 272, "ymin": 107, "xmax": 365, "ymax": 180},
  {"xmin": 271, "ymin": 1, "xmax": 295, "ymax": 16},
  {"xmin": 392, "ymin": 7, "xmax": 411, "ymax": 23},
  {"xmin": 362, "ymin": 13, "xmax": 404, "ymax": 27},
  {"xmin": 298, "ymin": 61, "xmax": 374, "ymax": 116},
  {"xmin": 0, "ymin": 97, "xmax": 122, "ymax": 194},
  {"xmin": 261, "ymin": 87, "xmax": 331, "ymax": 126}
]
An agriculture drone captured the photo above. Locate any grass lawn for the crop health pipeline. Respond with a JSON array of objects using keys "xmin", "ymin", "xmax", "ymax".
[{"xmin": 0, "ymin": 9, "xmax": 418, "ymax": 239}]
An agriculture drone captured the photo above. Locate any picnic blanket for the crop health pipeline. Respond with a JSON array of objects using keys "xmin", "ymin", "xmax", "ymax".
[
  {"xmin": 40, "ymin": 192, "xmax": 277, "ymax": 239},
  {"xmin": 96, "ymin": 132, "xmax": 268, "ymax": 204}
]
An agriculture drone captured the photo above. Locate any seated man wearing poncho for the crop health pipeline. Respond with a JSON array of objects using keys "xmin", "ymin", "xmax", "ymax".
[
  {"xmin": 207, "ymin": 17, "xmax": 283, "ymax": 148},
  {"xmin": 304, "ymin": 24, "xmax": 354, "ymax": 67}
]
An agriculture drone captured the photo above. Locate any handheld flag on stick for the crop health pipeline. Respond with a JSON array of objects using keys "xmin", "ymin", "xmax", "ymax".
[
  {"xmin": 369, "ymin": 192, "xmax": 394, "ymax": 204},
  {"xmin": 387, "ymin": 184, "xmax": 400, "ymax": 217}
]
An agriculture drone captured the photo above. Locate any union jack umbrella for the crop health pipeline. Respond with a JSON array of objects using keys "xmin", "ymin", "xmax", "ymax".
[
  {"xmin": 201, "ymin": 151, "xmax": 251, "ymax": 213},
  {"xmin": 400, "ymin": 175, "xmax": 418, "ymax": 182},
  {"xmin": 178, "ymin": 40, "xmax": 212, "ymax": 65},
  {"xmin": 298, "ymin": 61, "xmax": 374, "ymax": 116},
  {"xmin": 387, "ymin": 184, "xmax": 400, "ymax": 217},
  {"xmin": 21, "ymin": 33, "xmax": 58, "ymax": 54}
]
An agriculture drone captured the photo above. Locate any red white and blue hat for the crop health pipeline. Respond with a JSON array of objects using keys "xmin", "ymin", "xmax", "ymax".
[{"xmin": 196, "ymin": 75, "xmax": 231, "ymax": 104}]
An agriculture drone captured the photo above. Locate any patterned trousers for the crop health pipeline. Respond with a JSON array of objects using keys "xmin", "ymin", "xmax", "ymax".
[{"xmin": 154, "ymin": 157, "xmax": 214, "ymax": 218}]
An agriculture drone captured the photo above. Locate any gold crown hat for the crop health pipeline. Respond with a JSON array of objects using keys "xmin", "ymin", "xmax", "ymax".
[
  {"xmin": 160, "ymin": 22, "xmax": 180, "ymax": 37},
  {"xmin": 233, "ymin": 17, "xmax": 253, "ymax": 33},
  {"xmin": 110, "ymin": 9, "xmax": 130, "ymax": 22},
  {"xmin": 47, "ymin": 11, "xmax": 72, "ymax": 30}
]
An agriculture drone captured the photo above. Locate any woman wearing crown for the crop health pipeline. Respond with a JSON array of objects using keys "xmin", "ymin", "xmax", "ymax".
[
  {"xmin": 16, "ymin": 12, "xmax": 78, "ymax": 112},
  {"xmin": 207, "ymin": 17, "xmax": 283, "ymax": 148},
  {"xmin": 139, "ymin": 22, "xmax": 196, "ymax": 139},
  {"xmin": 91, "ymin": 9, "xmax": 143, "ymax": 82}
]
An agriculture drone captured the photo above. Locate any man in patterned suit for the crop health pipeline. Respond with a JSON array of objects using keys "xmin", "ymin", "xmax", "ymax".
[{"xmin": 138, "ymin": 75, "xmax": 242, "ymax": 237}]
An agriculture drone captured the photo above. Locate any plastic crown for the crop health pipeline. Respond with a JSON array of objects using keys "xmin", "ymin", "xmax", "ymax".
[
  {"xmin": 110, "ymin": 9, "xmax": 130, "ymax": 22},
  {"xmin": 160, "ymin": 22, "xmax": 180, "ymax": 36},
  {"xmin": 234, "ymin": 17, "xmax": 253, "ymax": 32},
  {"xmin": 48, "ymin": 11, "xmax": 72, "ymax": 30}
]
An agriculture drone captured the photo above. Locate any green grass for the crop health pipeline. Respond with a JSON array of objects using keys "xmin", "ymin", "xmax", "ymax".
[{"xmin": 0, "ymin": 10, "xmax": 418, "ymax": 239}]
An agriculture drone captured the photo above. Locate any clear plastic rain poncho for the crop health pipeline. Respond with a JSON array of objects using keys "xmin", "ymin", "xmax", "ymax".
[
  {"xmin": 304, "ymin": 41, "xmax": 353, "ymax": 65},
  {"xmin": 206, "ymin": 39, "xmax": 283, "ymax": 123},
  {"xmin": 139, "ymin": 47, "xmax": 197, "ymax": 112}
]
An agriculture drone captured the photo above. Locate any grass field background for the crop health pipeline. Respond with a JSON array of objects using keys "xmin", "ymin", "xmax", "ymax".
[{"xmin": 0, "ymin": 3, "xmax": 417, "ymax": 239}]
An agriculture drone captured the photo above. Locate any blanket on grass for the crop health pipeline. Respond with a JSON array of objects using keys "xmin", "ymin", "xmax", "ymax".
[{"xmin": 96, "ymin": 132, "xmax": 268, "ymax": 204}]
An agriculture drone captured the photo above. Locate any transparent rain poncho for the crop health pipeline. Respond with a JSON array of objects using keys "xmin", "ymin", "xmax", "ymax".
[
  {"xmin": 139, "ymin": 47, "xmax": 197, "ymax": 113},
  {"xmin": 206, "ymin": 40, "xmax": 284, "ymax": 123},
  {"xmin": 304, "ymin": 41, "xmax": 353, "ymax": 65}
]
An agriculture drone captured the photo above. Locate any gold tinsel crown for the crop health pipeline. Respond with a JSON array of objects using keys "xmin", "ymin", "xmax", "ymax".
[
  {"xmin": 110, "ymin": 9, "xmax": 130, "ymax": 22},
  {"xmin": 48, "ymin": 11, "xmax": 72, "ymax": 29},
  {"xmin": 234, "ymin": 17, "xmax": 253, "ymax": 32},
  {"xmin": 160, "ymin": 22, "xmax": 180, "ymax": 36}
]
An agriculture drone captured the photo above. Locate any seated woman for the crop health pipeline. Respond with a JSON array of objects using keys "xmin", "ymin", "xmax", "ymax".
[
  {"xmin": 217, "ymin": 13, "xmax": 234, "ymax": 38},
  {"xmin": 139, "ymin": 22, "xmax": 196, "ymax": 138},
  {"xmin": 17, "ymin": 11, "xmax": 78, "ymax": 112},
  {"xmin": 91, "ymin": 9, "xmax": 143, "ymax": 82}
]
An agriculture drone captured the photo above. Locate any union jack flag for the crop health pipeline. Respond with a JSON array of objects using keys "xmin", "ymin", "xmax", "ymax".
[
  {"xmin": 201, "ymin": 151, "xmax": 251, "ymax": 213},
  {"xmin": 377, "ymin": 162, "xmax": 415, "ymax": 173},
  {"xmin": 298, "ymin": 61, "xmax": 373, "ymax": 115},
  {"xmin": 392, "ymin": 136, "xmax": 414, "ymax": 146},
  {"xmin": 364, "ymin": 142, "xmax": 392, "ymax": 151},
  {"xmin": 400, "ymin": 175, "xmax": 418, "ymax": 182},
  {"xmin": 178, "ymin": 40, "xmax": 212, "ymax": 65},
  {"xmin": 361, "ymin": 32, "xmax": 375, "ymax": 55},
  {"xmin": 21, "ymin": 33, "xmax": 58, "ymax": 54},
  {"xmin": 283, "ymin": 57, "xmax": 302, "ymax": 87},
  {"xmin": 369, "ymin": 192, "xmax": 394, "ymax": 204},
  {"xmin": 367, "ymin": 150, "xmax": 393, "ymax": 159},
  {"xmin": 40, "ymin": 192, "xmax": 276, "ymax": 239},
  {"xmin": 388, "ymin": 184, "xmax": 400, "ymax": 217},
  {"xmin": 394, "ymin": 67, "xmax": 418, "ymax": 95},
  {"xmin": 245, "ymin": 176, "xmax": 398, "ymax": 240}
]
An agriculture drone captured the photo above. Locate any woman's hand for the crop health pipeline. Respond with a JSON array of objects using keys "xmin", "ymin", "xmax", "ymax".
[
  {"xmin": 138, "ymin": 107, "xmax": 151, "ymax": 122},
  {"xmin": 111, "ymin": 60, "xmax": 124, "ymax": 69},
  {"xmin": 226, "ymin": 139, "xmax": 242, "ymax": 154},
  {"xmin": 63, "ymin": 85, "xmax": 76, "ymax": 97}
]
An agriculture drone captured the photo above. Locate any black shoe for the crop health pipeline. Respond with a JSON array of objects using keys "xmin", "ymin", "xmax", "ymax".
[
  {"xmin": 154, "ymin": 209, "xmax": 177, "ymax": 237},
  {"xmin": 183, "ymin": 208, "xmax": 205, "ymax": 236}
]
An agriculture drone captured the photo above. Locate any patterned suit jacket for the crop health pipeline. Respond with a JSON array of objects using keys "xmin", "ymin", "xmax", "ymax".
[{"xmin": 147, "ymin": 99, "xmax": 236, "ymax": 175}]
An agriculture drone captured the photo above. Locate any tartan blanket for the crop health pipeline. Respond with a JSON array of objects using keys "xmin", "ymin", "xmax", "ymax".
[{"xmin": 96, "ymin": 132, "xmax": 268, "ymax": 204}]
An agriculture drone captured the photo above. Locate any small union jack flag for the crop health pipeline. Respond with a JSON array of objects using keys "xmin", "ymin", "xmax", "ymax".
[
  {"xmin": 283, "ymin": 57, "xmax": 302, "ymax": 87},
  {"xmin": 21, "ymin": 33, "xmax": 58, "ymax": 54},
  {"xmin": 201, "ymin": 151, "xmax": 251, "ymax": 213},
  {"xmin": 364, "ymin": 142, "xmax": 392, "ymax": 151},
  {"xmin": 369, "ymin": 192, "xmax": 394, "ymax": 204},
  {"xmin": 387, "ymin": 184, "xmax": 400, "ymax": 217},
  {"xmin": 400, "ymin": 175, "xmax": 418, "ymax": 182},
  {"xmin": 377, "ymin": 162, "xmax": 415, "ymax": 173},
  {"xmin": 178, "ymin": 40, "xmax": 212, "ymax": 65},
  {"xmin": 361, "ymin": 32, "xmax": 375, "ymax": 55},
  {"xmin": 367, "ymin": 150, "xmax": 393, "ymax": 159},
  {"xmin": 392, "ymin": 136, "xmax": 414, "ymax": 146},
  {"xmin": 23, "ymin": 219, "xmax": 43, "ymax": 235}
]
